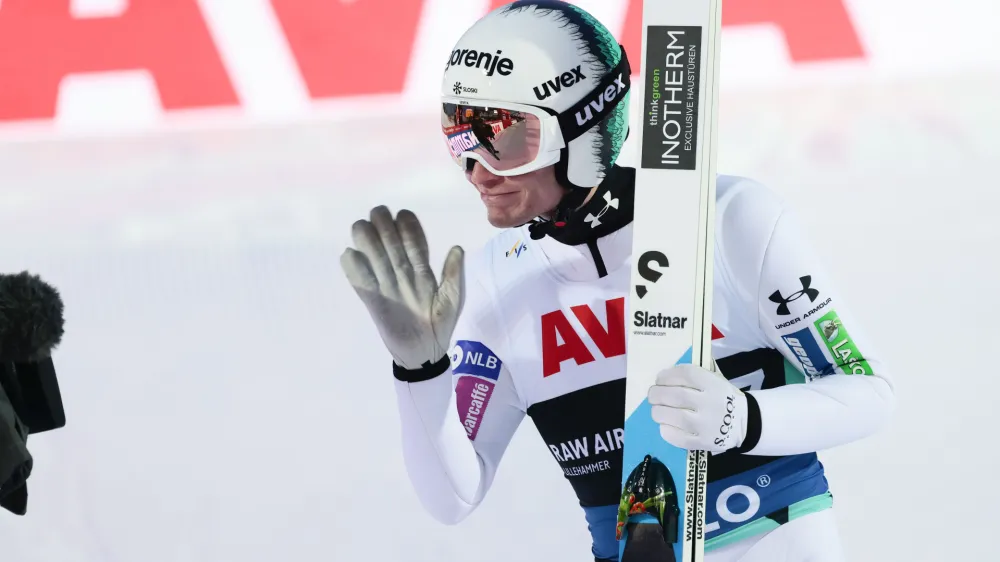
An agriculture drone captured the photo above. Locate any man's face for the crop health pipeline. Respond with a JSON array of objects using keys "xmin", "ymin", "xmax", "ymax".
[{"xmin": 465, "ymin": 162, "xmax": 567, "ymax": 228}]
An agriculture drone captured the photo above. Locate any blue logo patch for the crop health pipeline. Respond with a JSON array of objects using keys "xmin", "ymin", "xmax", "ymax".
[
  {"xmin": 782, "ymin": 328, "xmax": 834, "ymax": 380},
  {"xmin": 450, "ymin": 340, "xmax": 502, "ymax": 381},
  {"xmin": 505, "ymin": 240, "xmax": 527, "ymax": 258},
  {"xmin": 704, "ymin": 454, "xmax": 828, "ymax": 539}
]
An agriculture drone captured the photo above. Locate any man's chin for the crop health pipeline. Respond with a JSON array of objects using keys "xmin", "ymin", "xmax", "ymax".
[
  {"xmin": 486, "ymin": 214, "xmax": 518, "ymax": 229},
  {"xmin": 485, "ymin": 207, "xmax": 529, "ymax": 229}
]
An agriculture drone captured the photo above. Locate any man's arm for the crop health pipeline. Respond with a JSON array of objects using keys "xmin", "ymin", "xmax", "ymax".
[
  {"xmin": 733, "ymin": 183, "xmax": 896, "ymax": 456},
  {"xmin": 341, "ymin": 207, "xmax": 525, "ymax": 524},
  {"xmin": 392, "ymin": 251, "xmax": 525, "ymax": 524}
]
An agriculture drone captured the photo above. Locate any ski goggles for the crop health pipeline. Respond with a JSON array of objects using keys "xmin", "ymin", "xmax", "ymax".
[{"xmin": 440, "ymin": 46, "xmax": 631, "ymax": 177}]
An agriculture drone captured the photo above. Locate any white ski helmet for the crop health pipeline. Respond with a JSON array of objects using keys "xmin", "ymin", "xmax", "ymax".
[{"xmin": 440, "ymin": 1, "xmax": 631, "ymax": 191}]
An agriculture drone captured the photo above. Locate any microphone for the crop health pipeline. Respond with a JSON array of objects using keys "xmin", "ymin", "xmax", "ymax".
[
  {"xmin": 0, "ymin": 272, "xmax": 66, "ymax": 515},
  {"xmin": 0, "ymin": 271, "xmax": 64, "ymax": 363},
  {"xmin": 0, "ymin": 271, "xmax": 66, "ymax": 434}
]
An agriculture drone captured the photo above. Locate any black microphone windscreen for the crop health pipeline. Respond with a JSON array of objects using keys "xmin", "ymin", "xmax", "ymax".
[{"xmin": 0, "ymin": 272, "xmax": 64, "ymax": 363}]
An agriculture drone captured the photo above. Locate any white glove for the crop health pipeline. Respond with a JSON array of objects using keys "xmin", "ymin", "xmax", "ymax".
[
  {"xmin": 340, "ymin": 206, "xmax": 465, "ymax": 371},
  {"xmin": 648, "ymin": 364, "xmax": 748, "ymax": 454}
]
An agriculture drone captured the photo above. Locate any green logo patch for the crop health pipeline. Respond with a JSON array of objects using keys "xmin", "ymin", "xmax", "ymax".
[{"xmin": 813, "ymin": 311, "xmax": 873, "ymax": 375}]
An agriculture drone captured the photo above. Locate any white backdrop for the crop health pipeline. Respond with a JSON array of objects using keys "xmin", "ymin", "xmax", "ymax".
[{"xmin": 0, "ymin": 68, "xmax": 998, "ymax": 561}]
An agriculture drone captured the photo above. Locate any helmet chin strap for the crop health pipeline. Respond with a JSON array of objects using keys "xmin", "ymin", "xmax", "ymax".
[
  {"xmin": 526, "ymin": 165, "xmax": 634, "ymax": 246},
  {"xmin": 537, "ymin": 185, "xmax": 599, "ymax": 221}
]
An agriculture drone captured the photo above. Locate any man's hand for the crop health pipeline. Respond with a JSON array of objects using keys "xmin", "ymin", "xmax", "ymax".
[
  {"xmin": 648, "ymin": 365, "xmax": 748, "ymax": 454},
  {"xmin": 340, "ymin": 206, "xmax": 464, "ymax": 370}
]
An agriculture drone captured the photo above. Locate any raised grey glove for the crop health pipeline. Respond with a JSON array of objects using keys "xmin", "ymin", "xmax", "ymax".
[{"xmin": 340, "ymin": 206, "xmax": 464, "ymax": 370}]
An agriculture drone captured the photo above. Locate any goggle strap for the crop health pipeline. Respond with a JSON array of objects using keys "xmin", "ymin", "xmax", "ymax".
[{"xmin": 556, "ymin": 45, "xmax": 632, "ymax": 144}]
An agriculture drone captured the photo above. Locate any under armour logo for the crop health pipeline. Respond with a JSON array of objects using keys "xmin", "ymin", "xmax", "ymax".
[
  {"xmin": 584, "ymin": 191, "xmax": 619, "ymax": 228},
  {"xmin": 769, "ymin": 276, "xmax": 820, "ymax": 316}
]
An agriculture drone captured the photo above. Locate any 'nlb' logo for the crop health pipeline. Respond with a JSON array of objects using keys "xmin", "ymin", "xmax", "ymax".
[{"xmin": 451, "ymin": 340, "xmax": 503, "ymax": 440}]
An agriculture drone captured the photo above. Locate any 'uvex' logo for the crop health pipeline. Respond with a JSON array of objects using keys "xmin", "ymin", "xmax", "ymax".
[
  {"xmin": 533, "ymin": 65, "xmax": 586, "ymax": 100},
  {"xmin": 575, "ymin": 72, "xmax": 627, "ymax": 127}
]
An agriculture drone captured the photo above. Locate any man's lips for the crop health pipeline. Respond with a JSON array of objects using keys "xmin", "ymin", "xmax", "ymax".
[{"xmin": 480, "ymin": 191, "xmax": 518, "ymax": 203}]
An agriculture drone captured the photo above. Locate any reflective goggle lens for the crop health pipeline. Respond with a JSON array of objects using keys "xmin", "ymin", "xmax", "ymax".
[{"xmin": 441, "ymin": 103, "xmax": 542, "ymax": 173}]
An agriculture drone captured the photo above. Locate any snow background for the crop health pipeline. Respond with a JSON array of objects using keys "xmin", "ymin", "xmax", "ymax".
[{"xmin": 0, "ymin": 67, "xmax": 998, "ymax": 561}]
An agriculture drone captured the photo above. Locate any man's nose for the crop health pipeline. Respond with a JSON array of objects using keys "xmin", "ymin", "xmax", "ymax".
[{"xmin": 468, "ymin": 160, "xmax": 504, "ymax": 189}]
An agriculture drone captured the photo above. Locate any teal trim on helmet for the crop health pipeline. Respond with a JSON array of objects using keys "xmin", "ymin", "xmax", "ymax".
[{"xmin": 497, "ymin": 1, "xmax": 631, "ymax": 183}]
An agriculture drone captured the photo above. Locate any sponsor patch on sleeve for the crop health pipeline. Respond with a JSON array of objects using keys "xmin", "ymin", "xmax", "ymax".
[
  {"xmin": 449, "ymin": 340, "xmax": 502, "ymax": 441},
  {"xmin": 449, "ymin": 340, "xmax": 503, "ymax": 381},
  {"xmin": 781, "ymin": 328, "xmax": 835, "ymax": 381},
  {"xmin": 454, "ymin": 377, "xmax": 495, "ymax": 440},
  {"xmin": 813, "ymin": 311, "xmax": 874, "ymax": 375}
]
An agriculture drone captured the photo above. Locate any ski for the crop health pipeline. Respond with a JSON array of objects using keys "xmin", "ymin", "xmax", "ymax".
[{"xmin": 618, "ymin": 0, "xmax": 723, "ymax": 561}]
